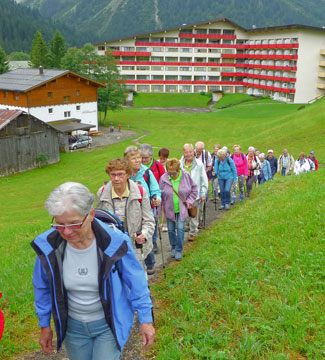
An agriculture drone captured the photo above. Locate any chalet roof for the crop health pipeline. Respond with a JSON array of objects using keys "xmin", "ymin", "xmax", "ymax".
[
  {"xmin": 96, "ymin": 17, "xmax": 325, "ymax": 45},
  {"xmin": 0, "ymin": 69, "xmax": 105, "ymax": 93},
  {"xmin": 0, "ymin": 109, "xmax": 62, "ymax": 133},
  {"xmin": 48, "ymin": 119, "xmax": 94, "ymax": 133},
  {"xmin": 0, "ymin": 109, "xmax": 23, "ymax": 130}
]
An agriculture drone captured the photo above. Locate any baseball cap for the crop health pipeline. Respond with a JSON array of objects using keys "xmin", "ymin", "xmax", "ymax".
[
  {"xmin": 310, "ymin": 151, "xmax": 315, "ymax": 154},
  {"xmin": 268, "ymin": 149, "xmax": 273, "ymax": 153}
]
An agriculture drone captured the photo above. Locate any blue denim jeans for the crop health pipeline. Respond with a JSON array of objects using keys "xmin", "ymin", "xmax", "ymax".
[
  {"xmin": 281, "ymin": 167, "xmax": 286, "ymax": 176},
  {"xmin": 218, "ymin": 178, "xmax": 234, "ymax": 205},
  {"xmin": 167, "ymin": 213, "xmax": 185, "ymax": 253},
  {"xmin": 145, "ymin": 220, "xmax": 157, "ymax": 268},
  {"xmin": 64, "ymin": 317, "xmax": 120, "ymax": 360}
]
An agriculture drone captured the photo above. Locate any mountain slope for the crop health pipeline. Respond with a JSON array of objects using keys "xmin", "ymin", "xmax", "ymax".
[
  {"xmin": 0, "ymin": 0, "xmax": 83, "ymax": 53},
  {"xmin": 13, "ymin": 0, "xmax": 325, "ymax": 46}
]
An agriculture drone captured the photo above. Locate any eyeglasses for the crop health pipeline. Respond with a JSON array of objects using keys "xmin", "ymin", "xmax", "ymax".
[
  {"xmin": 51, "ymin": 214, "xmax": 88, "ymax": 231},
  {"xmin": 110, "ymin": 172, "xmax": 126, "ymax": 179}
]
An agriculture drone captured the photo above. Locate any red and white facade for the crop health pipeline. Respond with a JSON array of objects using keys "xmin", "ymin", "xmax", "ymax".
[{"xmin": 96, "ymin": 18, "xmax": 325, "ymax": 103}]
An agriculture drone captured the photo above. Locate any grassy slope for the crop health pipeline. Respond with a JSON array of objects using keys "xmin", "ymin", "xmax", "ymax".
[
  {"xmin": 133, "ymin": 93, "xmax": 211, "ymax": 108},
  {"xmin": 150, "ymin": 171, "xmax": 325, "ymax": 359},
  {"xmin": 214, "ymin": 94, "xmax": 282, "ymax": 109},
  {"xmin": 0, "ymin": 97, "xmax": 324, "ymax": 358}
]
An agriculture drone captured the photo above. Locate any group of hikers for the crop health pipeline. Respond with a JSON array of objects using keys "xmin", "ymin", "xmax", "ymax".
[{"xmin": 30, "ymin": 141, "xmax": 318, "ymax": 360}]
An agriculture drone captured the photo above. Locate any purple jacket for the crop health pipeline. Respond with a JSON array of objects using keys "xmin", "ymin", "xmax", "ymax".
[{"xmin": 159, "ymin": 171, "xmax": 198, "ymax": 222}]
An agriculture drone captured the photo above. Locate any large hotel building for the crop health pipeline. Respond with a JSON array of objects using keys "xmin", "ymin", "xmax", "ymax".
[{"xmin": 96, "ymin": 18, "xmax": 325, "ymax": 103}]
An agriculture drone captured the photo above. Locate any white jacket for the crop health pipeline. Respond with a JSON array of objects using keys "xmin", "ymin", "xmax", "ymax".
[
  {"xmin": 294, "ymin": 158, "xmax": 311, "ymax": 175},
  {"xmin": 180, "ymin": 158, "xmax": 208, "ymax": 199}
]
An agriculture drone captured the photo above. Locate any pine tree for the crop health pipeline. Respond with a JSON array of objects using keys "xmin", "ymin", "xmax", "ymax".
[
  {"xmin": 48, "ymin": 30, "xmax": 66, "ymax": 69},
  {"xmin": 0, "ymin": 46, "xmax": 9, "ymax": 74},
  {"xmin": 30, "ymin": 30, "xmax": 48, "ymax": 68}
]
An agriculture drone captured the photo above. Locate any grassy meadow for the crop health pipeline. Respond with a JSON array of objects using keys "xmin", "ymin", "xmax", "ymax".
[{"xmin": 0, "ymin": 95, "xmax": 324, "ymax": 359}]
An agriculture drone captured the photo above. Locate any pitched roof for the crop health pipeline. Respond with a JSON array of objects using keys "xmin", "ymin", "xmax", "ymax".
[
  {"xmin": 0, "ymin": 69, "xmax": 105, "ymax": 92},
  {"xmin": 96, "ymin": 17, "xmax": 325, "ymax": 45},
  {"xmin": 0, "ymin": 109, "xmax": 23, "ymax": 130}
]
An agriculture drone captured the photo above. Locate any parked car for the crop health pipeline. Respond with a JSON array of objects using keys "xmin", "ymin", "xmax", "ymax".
[{"xmin": 70, "ymin": 136, "xmax": 93, "ymax": 150}]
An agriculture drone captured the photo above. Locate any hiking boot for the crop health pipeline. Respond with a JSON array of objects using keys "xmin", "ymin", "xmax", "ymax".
[
  {"xmin": 231, "ymin": 197, "xmax": 236, "ymax": 205},
  {"xmin": 218, "ymin": 205, "xmax": 225, "ymax": 210},
  {"xmin": 239, "ymin": 196, "xmax": 244, "ymax": 202},
  {"xmin": 175, "ymin": 252, "xmax": 182, "ymax": 261},
  {"xmin": 188, "ymin": 235, "xmax": 196, "ymax": 241},
  {"xmin": 153, "ymin": 242, "xmax": 159, "ymax": 254},
  {"xmin": 147, "ymin": 267, "xmax": 155, "ymax": 276},
  {"xmin": 225, "ymin": 204, "xmax": 231, "ymax": 210}
]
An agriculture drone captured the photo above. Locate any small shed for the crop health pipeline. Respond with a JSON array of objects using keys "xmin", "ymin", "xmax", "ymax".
[
  {"xmin": 48, "ymin": 119, "xmax": 94, "ymax": 152},
  {"xmin": 0, "ymin": 110, "xmax": 60, "ymax": 177}
]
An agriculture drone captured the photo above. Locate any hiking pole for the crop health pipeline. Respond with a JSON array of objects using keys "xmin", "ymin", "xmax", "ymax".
[
  {"xmin": 153, "ymin": 196, "xmax": 166, "ymax": 279},
  {"xmin": 203, "ymin": 200, "xmax": 206, "ymax": 229},
  {"xmin": 135, "ymin": 232, "xmax": 147, "ymax": 280}
]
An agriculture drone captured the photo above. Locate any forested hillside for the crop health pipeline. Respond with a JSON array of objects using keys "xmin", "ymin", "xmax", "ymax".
[
  {"xmin": 6, "ymin": 0, "xmax": 325, "ymax": 53},
  {"xmin": 17, "ymin": 0, "xmax": 325, "ymax": 45},
  {"xmin": 0, "ymin": 0, "xmax": 84, "ymax": 53}
]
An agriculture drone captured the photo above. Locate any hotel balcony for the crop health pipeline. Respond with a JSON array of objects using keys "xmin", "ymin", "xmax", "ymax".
[
  {"xmin": 320, "ymin": 60, "xmax": 325, "ymax": 66},
  {"xmin": 320, "ymin": 49, "xmax": 325, "ymax": 55},
  {"xmin": 318, "ymin": 72, "xmax": 325, "ymax": 78},
  {"xmin": 317, "ymin": 83, "xmax": 325, "ymax": 89}
]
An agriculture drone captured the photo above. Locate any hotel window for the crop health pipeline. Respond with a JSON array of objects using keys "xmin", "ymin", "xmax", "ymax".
[
  {"xmin": 180, "ymin": 67, "xmax": 192, "ymax": 71},
  {"xmin": 180, "ymin": 48, "xmax": 192, "ymax": 52},
  {"xmin": 48, "ymin": 92, "xmax": 52, "ymax": 98},
  {"xmin": 75, "ymin": 90, "xmax": 80, "ymax": 96},
  {"xmin": 167, "ymin": 48, "xmax": 178, "ymax": 52},
  {"xmin": 4, "ymin": 91, "xmax": 8, "ymax": 98},
  {"xmin": 166, "ymin": 67, "xmax": 178, "ymax": 71},
  {"xmin": 76, "ymin": 105, "xmax": 81, "ymax": 111},
  {"xmin": 64, "ymin": 96, "xmax": 70, "ymax": 103},
  {"xmin": 196, "ymin": 29, "xmax": 207, "ymax": 34},
  {"xmin": 153, "ymin": 47, "xmax": 163, "ymax": 52},
  {"xmin": 194, "ymin": 67, "xmax": 206, "ymax": 72},
  {"xmin": 166, "ymin": 37, "xmax": 178, "ymax": 43},
  {"xmin": 48, "ymin": 108, "xmax": 53, "ymax": 114},
  {"xmin": 64, "ymin": 111, "xmax": 71, "ymax": 118},
  {"xmin": 209, "ymin": 29, "xmax": 221, "ymax": 34},
  {"xmin": 136, "ymin": 66, "xmax": 150, "ymax": 71},
  {"xmin": 122, "ymin": 66, "xmax": 135, "ymax": 70},
  {"xmin": 151, "ymin": 66, "xmax": 164, "ymax": 71},
  {"xmin": 223, "ymin": 30, "xmax": 235, "ymax": 35},
  {"xmin": 98, "ymin": 46, "xmax": 105, "ymax": 51},
  {"xmin": 136, "ymin": 47, "xmax": 148, "ymax": 52}
]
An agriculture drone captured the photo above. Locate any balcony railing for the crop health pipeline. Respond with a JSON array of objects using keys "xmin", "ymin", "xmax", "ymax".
[
  {"xmin": 112, "ymin": 51, "xmax": 151, "ymax": 56},
  {"xmin": 179, "ymin": 33, "xmax": 236, "ymax": 39},
  {"xmin": 222, "ymin": 54, "xmax": 298, "ymax": 60},
  {"xmin": 236, "ymin": 43, "xmax": 299, "ymax": 49}
]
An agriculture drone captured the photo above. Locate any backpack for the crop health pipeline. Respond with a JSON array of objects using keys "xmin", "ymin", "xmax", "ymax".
[
  {"xmin": 217, "ymin": 158, "xmax": 231, "ymax": 167},
  {"xmin": 149, "ymin": 159, "xmax": 162, "ymax": 178},
  {"xmin": 94, "ymin": 208, "xmax": 124, "ymax": 232}
]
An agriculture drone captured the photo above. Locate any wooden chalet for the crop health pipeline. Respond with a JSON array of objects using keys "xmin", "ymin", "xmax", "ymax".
[{"xmin": 0, "ymin": 110, "xmax": 61, "ymax": 176}]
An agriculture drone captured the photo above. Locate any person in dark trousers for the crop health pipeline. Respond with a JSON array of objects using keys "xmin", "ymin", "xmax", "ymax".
[{"xmin": 265, "ymin": 149, "xmax": 277, "ymax": 179}]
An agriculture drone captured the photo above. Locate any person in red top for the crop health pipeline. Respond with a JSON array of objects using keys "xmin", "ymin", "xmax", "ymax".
[
  {"xmin": 308, "ymin": 151, "xmax": 318, "ymax": 171},
  {"xmin": 140, "ymin": 144, "xmax": 166, "ymax": 183},
  {"xmin": 140, "ymin": 144, "xmax": 166, "ymax": 254}
]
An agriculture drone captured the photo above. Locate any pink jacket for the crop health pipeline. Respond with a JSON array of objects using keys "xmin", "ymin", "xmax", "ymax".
[{"xmin": 231, "ymin": 153, "xmax": 248, "ymax": 177}]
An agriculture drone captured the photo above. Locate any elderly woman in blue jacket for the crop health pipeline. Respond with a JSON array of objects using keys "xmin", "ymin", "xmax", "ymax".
[
  {"xmin": 31, "ymin": 182, "xmax": 155, "ymax": 360},
  {"xmin": 214, "ymin": 148, "xmax": 238, "ymax": 210},
  {"xmin": 258, "ymin": 153, "xmax": 272, "ymax": 184}
]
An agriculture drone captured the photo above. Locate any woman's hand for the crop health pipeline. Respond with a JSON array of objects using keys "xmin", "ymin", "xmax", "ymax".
[
  {"xmin": 185, "ymin": 202, "xmax": 192, "ymax": 209},
  {"xmin": 40, "ymin": 326, "xmax": 54, "ymax": 354},
  {"xmin": 152, "ymin": 198, "xmax": 160, "ymax": 207},
  {"xmin": 135, "ymin": 233, "xmax": 146, "ymax": 244},
  {"xmin": 140, "ymin": 323, "xmax": 155, "ymax": 348},
  {"xmin": 200, "ymin": 197, "xmax": 206, "ymax": 202}
]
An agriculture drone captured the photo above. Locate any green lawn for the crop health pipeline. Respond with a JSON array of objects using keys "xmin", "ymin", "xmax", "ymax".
[
  {"xmin": 150, "ymin": 170, "xmax": 325, "ymax": 359},
  {"xmin": 214, "ymin": 93, "xmax": 282, "ymax": 109},
  {"xmin": 0, "ymin": 97, "xmax": 324, "ymax": 358},
  {"xmin": 133, "ymin": 93, "xmax": 211, "ymax": 107}
]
